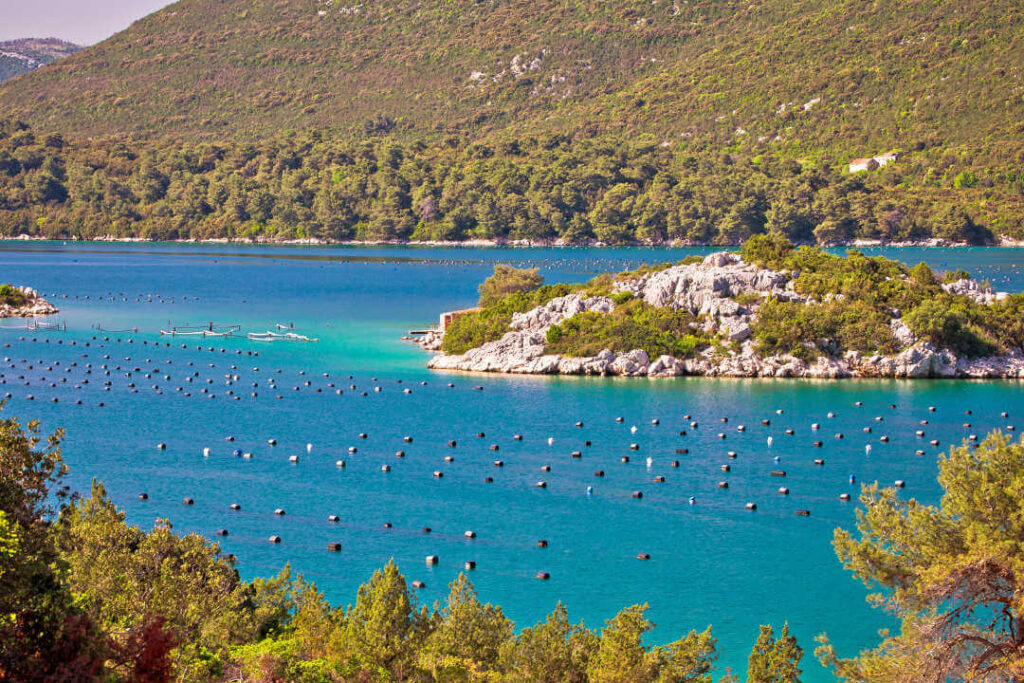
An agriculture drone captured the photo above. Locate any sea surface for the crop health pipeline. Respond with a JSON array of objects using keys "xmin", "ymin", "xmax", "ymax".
[{"xmin": 2, "ymin": 241, "xmax": 1024, "ymax": 679}]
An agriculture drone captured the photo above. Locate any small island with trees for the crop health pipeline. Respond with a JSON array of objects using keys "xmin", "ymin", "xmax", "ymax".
[
  {"xmin": 0, "ymin": 283, "xmax": 56, "ymax": 319},
  {"xmin": 420, "ymin": 236, "xmax": 1024, "ymax": 379}
]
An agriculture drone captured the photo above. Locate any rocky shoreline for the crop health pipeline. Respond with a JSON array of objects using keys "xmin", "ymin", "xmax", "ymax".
[
  {"xmin": 418, "ymin": 252, "xmax": 1024, "ymax": 379},
  {"xmin": 0, "ymin": 287, "xmax": 58, "ymax": 319}
]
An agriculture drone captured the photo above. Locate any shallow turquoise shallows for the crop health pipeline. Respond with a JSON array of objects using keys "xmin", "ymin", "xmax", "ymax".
[{"xmin": 3, "ymin": 241, "xmax": 1024, "ymax": 679}]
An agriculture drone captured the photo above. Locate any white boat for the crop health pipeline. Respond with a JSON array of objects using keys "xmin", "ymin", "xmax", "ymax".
[
  {"xmin": 247, "ymin": 331, "xmax": 319, "ymax": 342},
  {"xmin": 160, "ymin": 324, "xmax": 240, "ymax": 337}
]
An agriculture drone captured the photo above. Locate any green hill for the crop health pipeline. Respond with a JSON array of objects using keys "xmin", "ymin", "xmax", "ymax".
[
  {"xmin": 0, "ymin": 0, "xmax": 1021, "ymax": 243},
  {"xmin": 3, "ymin": 0, "xmax": 1022, "ymax": 154},
  {"xmin": 0, "ymin": 38, "xmax": 80, "ymax": 83}
]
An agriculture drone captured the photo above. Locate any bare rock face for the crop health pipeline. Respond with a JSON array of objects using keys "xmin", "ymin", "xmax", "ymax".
[
  {"xmin": 510, "ymin": 292, "xmax": 614, "ymax": 333},
  {"xmin": 648, "ymin": 355, "xmax": 686, "ymax": 376},
  {"xmin": 427, "ymin": 329, "xmax": 547, "ymax": 373},
  {"xmin": 942, "ymin": 278, "xmax": 1007, "ymax": 305},
  {"xmin": 956, "ymin": 353, "xmax": 1024, "ymax": 379},
  {"xmin": 618, "ymin": 252, "xmax": 798, "ymax": 315},
  {"xmin": 889, "ymin": 319, "xmax": 916, "ymax": 348},
  {"xmin": 609, "ymin": 349, "xmax": 649, "ymax": 376}
]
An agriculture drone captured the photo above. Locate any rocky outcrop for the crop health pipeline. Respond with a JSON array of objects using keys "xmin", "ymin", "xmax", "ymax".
[
  {"xmin": 429, "ymin": 341, "xmax": 1024, "ymax": 379},
  {"xmin": 421, "ymin": 253, "xmax": 1024, "ymax": 379},
  {"xmin": 942, "ymin": 278, "xmax": 1006, "ymax": 305},
  {"xmin": 0, "ymin": 287, "xmax": 58, "ymax": 319},
  {"xmin": 510, "ymin": 292, "xmax": 615, "ymax": 333},
  {"xmin": 427, "ymin": 292, "xmax": 614, "ymax": 373},
  {"xmin": 415, "ymin": 329, "xmax": 444, "ymax": 351},
  {"xmin": 618, "ymin": 252, "xmax": 797, "ymax": 312},
  {"xmin": 612, "ymin": 251, "xmax": 802, "ymax": 341}
]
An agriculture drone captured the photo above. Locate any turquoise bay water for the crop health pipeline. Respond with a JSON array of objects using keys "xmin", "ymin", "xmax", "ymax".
[{"xmin": 3, "ymin": 241, "xmax": 1024, "ymax": 678}]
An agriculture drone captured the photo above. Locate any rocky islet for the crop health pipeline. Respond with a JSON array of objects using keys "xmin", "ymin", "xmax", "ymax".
[{"xmin": 421, "ymin": 252, "xmax": 1024, "ymax": 379}]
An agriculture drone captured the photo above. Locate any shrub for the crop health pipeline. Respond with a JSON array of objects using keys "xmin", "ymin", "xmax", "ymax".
[
  {"xmin": 741, "ymin": 234, "xmax": 796, "ymax": 270},
  {"xmin": 441, "ymin": 309, "xmax": 515, "ymax": 354},
  {"xmin": 0, "ymin": 284, "xmax": 26, "ymax": 307},
  {"xmin": 545, "ymin": 300, "xmax": 711, "ymax": 358},
  {"xmin": 942, "ymin": 268, "xmax": 972, "ymax": 283},
  {"xmin": 752, "ymin": 298, "xmax": 896, "ymax": 360},
  {"xmin": 442, "ymin": 283, "xmax": 576, "ymax": 354},
  {"xmin": 983, "ymin": 293, "xmax": 1024, "ymax": 351},
  {"xmin": 477, "ymin": 265, "xmax": 543, "ymax": 307},
  {"xmin": 908, "ymin": 262, "xmax": 938, "ymax": 287},
  {"xmin": 905, "ymin": 296, "xmax": 994, "ymax": 357}
]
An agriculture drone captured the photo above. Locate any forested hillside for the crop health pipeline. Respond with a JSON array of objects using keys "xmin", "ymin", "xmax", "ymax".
[
  {"xmin": 0, "ymin": 118, "xmax": 1014, "ymax": 243},
  {"xmin": 0, "ymin": 0, "xmax": 1021, "ymax": 243},
  {"xmin": 2, "ymin": 0, "xmax": 1021, "ymax": 155}
]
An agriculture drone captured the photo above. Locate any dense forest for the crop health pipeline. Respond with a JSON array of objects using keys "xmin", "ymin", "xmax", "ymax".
[
  {"xmin": 0, "ymin": 0, "xmax": 1021, "ymax": 244},
  {"xmin": 0, "ymin": 118, "xmax": 1018, "ymax": 244},
  {"xmin": 3, "ymin": 413, "xmax": 1023, "ymax": 680}
]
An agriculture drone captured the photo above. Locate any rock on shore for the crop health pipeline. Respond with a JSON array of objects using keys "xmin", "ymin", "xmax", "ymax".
[
  {"xmin": 424, "ymin": 253, "xmax": 1024, "ymax": 379},
  {"xmin": 0, "ymin": 287, "xmax": 58, "ymax": 318}
]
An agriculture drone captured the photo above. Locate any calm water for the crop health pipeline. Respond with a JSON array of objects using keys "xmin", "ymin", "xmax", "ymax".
[{"xmin": 3, "ymin": 241, "xmax": 1024, "ymax": 679}]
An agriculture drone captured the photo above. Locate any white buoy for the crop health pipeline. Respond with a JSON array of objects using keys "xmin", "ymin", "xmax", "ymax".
[
  {"xmin": 865, "ymin": 444, "xmax": 872, "ymax": 455},
  {"xmin": 203, "ymin": 447, "xmax": 210, "ymax": 457},
  {"xmin": 767, "ymin": 436, "xmax": 773, "ymax": 448},
  {"xmin": 645, "ymin": 457, "xmax": 653, "ymax": 468},
  {"xmin": 586, "ymin": 486, "xmax": 593, "ymax": 495},
  {"xmin": 306, "ymin": 443, "xmax": 313, "ymax": 454},
  {"xmin": 547, "ymin": 437, "xmax": 554, "ymax": 446},
  {"xmin": 631, "ymin": 425, "xmax": 638, "ymax": 434}
]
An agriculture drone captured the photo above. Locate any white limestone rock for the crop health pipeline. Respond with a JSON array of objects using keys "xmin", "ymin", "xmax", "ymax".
[
  {"xmin": 609, "ymin": 349, "xmax": 649, "ymax": 376},
  {"xmin": 942, "ymin": 278, "xmax": 1006, "ymax": 305}
]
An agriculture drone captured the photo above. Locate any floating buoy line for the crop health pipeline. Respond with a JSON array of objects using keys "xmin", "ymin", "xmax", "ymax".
[{"xmin": 1, "ymin": 316, "xmax": 1014, "ymax": 592}]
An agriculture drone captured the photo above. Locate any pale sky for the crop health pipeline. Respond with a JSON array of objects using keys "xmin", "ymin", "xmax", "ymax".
[{"xmin": 0, "ymin": 0, "xmax": 176, "ymax": 45}]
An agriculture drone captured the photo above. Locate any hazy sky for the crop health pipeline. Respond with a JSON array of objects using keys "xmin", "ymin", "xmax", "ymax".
[{"xmin": 0, "ymin": 0, "xmax": 176, "ymax": 45}]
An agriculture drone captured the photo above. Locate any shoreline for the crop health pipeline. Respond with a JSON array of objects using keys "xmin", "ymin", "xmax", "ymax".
[
  {"xmin": 425, "ymin": 344, "xmax": 1024, "ymax": 380},
  {"xmin": 2, "ymin": 234, "xmax": 1021, "ymax": 249}
]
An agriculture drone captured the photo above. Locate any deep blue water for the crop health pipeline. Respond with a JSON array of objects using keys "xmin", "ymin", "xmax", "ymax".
[{"xmin": 2, "ymin": 241, "xmax": 1024, "ymax": 679}]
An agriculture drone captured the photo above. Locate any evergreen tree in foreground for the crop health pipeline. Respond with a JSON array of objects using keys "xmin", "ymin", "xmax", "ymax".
[
  {"xmin": 818, "ymin": 431, "xmax": 1024, "ymax": 681},
  {"xmin": 747, "ymin": 623, "xmax": 802, "ymax": 683}
]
